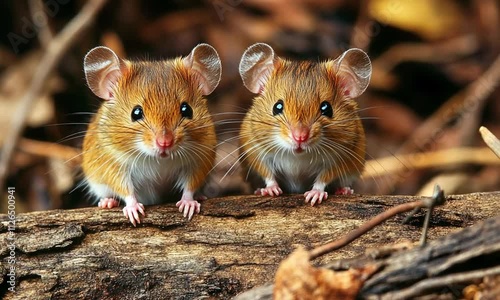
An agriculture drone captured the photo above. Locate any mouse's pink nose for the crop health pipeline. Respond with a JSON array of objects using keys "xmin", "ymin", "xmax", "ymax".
[
  {"xmin": 156, "ymin": 132, "xmax": 174, "ymax": 149},
  {"xmin": 292, "ymin": 126, "xmax": 310, "ymax": 144}
]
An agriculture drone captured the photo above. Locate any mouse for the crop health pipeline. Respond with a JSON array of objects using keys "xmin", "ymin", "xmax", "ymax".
[
  {"xmin": 81, "ymin": 43, "xmax": 221, "ymax": 225},
  {"xmin": 238, "ymin": 43, "xmax": 371, "ymax": 205}
]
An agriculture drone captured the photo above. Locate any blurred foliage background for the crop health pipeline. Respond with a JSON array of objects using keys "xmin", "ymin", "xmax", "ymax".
[{"xmin": 0, "ymin": 0, "xmax": 498, "ymax": 213}]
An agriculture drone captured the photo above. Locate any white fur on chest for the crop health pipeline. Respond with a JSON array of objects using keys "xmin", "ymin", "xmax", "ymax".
[
  {"xmin": 128, "ymin": 155, "xmax": 187, "ymax": 202},
  {"xmin": 86, "ymin": 154, "xmax": 190, "ymax": 205},
  {"xmin": 264, "ymin": 151, "xmax": 328, "ymax": 192}
]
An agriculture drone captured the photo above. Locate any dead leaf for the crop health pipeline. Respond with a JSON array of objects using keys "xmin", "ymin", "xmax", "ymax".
[{"xmin": 274, "ymin": 246, "xmax": 377, "ymax": 300}]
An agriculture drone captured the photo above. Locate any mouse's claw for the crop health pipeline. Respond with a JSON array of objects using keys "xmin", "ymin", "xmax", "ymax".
[
  {"xmin": 304, "ymin": 189, "xmax": 328, "ymax": 206},
  {"xmin": 255, "ymin": 185, "xmax": 283, "ymax": 197},
  {"xmin": 176, "ymin": 199, "xmax": 201, "ymax": 220},
  {"xmin": 335, "ymin": 187, "xmax": 354, "ymax": 195},
  {"xmin": 123, "ymin": 202, "xmax": 145, "ymax": 226},
  {"xmin": 98, "ymin": 198, "xmax": 120, "ymax": 209}
]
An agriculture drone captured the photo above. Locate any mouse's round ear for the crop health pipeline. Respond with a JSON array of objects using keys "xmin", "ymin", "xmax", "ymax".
[
  {"xmin": 84, "ymin": 46, "xmax": 126, "ymax": 101},
  {"xmin": 330, "ymin": 48, "xmax": 372, "ymax": 98},
  {"xmin": 183, "ymin": 43, "xmax": 222, "ymax": 96},
  {"xmin": 239, "ymin": 43, "xmax": 276, "ymax": 94}
]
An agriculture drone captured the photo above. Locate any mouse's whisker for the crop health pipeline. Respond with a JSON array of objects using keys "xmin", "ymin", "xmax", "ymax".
[
  {"xmin": 352, "ymin": 105, "xmax": 388, "ymax": 114},
  {"xmin": 65, "ymin": 111, "xmax": 97, "ymax": 116},
  {"xmin": 318, "ymin": 142, "xmax": 350, "ymax": 185},
  {"xmin": 44, "ymin": 122, "xmax": 91, "ymax": 128},
  {"xmin": 321, "ymin": 140, "xmax": 363, "ymax": 169},
  {"xmin": 215, "ymin": 135, "xmax": 271, "ymax": 180},
  {"xmin": 56, "ymin": 131, "xmax": 90, "ymax": 144},
  {"xmin": 216, "ymin": 134, "xmax": 246, "ymax": 147},
  {"xmin": 227, "ymin": 136, "xmax": 277, "ymax": 178},
  {"xmin": 243, "ymin": 142, "xmax": 275, "ymax": 182},
  {"xmin": 210, "ymin": 111, "xmax": 248, "ymax": 116},
  {"xmin": 181, "ymin": 141, "xmax": 214, "ymax": 170},
  {"xmin": 247, "ymin": 118, "xmax": 281, "ymax": 129},
  {"xmin": 320, "ymin": 139, "xmax": 367, "ymax": 186}
]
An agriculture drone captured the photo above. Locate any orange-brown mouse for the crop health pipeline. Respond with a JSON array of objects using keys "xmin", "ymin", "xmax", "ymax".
[
  {"xmin": 82, "ymin": 44, "xmax": 221, "ymax": 225},
  {"xmin": 238, "ymin": 43, "xmax": 371, "ymax": 205}
]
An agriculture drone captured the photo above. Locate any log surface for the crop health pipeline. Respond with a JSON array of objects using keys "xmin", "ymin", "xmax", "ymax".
[{"xmin": 1, "ymin": 192, "xmax": 499, "ymax": 299}]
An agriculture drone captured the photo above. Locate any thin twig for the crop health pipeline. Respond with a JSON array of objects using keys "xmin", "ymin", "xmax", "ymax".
[
  {"xmin": 373, "ymin": 35, "xmax": 478, "ymax": 73},
  {"xmin": 308, "ymin": 201, "xmax": 421, "ymax": 260},
  {"xmin": 18, "ymin": 138, "xmax": 81, "ymax": 166},
  {"xmin": 381, "ymin": 266, "xmax": 500, "ymax": 300},
  {"xmin": 369, "ymin": 35, "xmax": 478, "ymax": 90},
  {"xmin": 308, "ymin": 187, "xmax": 446, "ymax": 260},
  {"xmin": 361, "ymin": 147, "xmax": 499, "ymax": 179},
  {"xmin": 28, "ymin": 0, "xmax": 54, "ymax": 48},
  {"xmin": 419, "ymin": 185, "xmax": 444, "ymax": 247},
  {"xmin": 309, "ymin": 195, "xmax": 444, "ymax": 260},
  {"xmin": 402, "ymin": 185, "xmax": 445, "ymax": 247},
  {"xmin": 480, "ymin": 126, "xmax": 500, "ymax": 158},
  {"xmin": 0, "ymin": 0, "xmax": 107, "ymax": 188}
]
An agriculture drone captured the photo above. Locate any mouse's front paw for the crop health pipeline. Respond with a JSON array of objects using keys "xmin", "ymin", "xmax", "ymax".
[
  {"xmin": 335, "ymin": 187, "xmax": 354, "ymax": 195},
  {"xmin": 176, "ymin": 199, "xmax": 201, "ymax": 220},
  {"xmin": 304, "ymin": 189, "xmax": 328, "ymax": 206},
  {"xmin": 255, "ymin": 185, "xmax": 283, "ymax": 197},
  {"xmin": 123, "ymin": 202, "xmax": 145, "ymax": 226},
  {"xmin": 98, "ymin": 198, "xmax": 120, "ymax": 209}
]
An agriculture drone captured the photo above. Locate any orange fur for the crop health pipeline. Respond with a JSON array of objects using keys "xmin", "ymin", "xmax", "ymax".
[
  {"xmin": 240, "ymin": 58, "xmax": 366, "ymax": 191},
  {"xmin": 82, "ymin": 58, "xmax": 216, "ymax": 201}
]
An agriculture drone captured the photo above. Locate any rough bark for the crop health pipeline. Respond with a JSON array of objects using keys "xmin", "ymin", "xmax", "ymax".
[{"xmin": 1, "ymin": 192, "xmax": 499, "ymax": 299}]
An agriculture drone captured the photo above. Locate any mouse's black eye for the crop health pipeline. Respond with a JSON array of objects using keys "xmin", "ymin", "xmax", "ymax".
[
  {"xmin": 273, "ymin": 99, "xmax": 284, "ymax": 116},
  {"xmin": 131, "ymin": 105, "xmax": 144, "ymax": 122},
  {"xmin": 320, "ymin": 101, "xmax": 333, "ymax": 118},
  {"xmin": 180, "ymin": 102, "xmax": 193, "ymax": 119}
]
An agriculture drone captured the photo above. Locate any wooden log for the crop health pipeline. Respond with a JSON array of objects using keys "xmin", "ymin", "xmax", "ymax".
[{"xmin": 1, "ymin": 192, "xmax": 499, "ymax": 299}]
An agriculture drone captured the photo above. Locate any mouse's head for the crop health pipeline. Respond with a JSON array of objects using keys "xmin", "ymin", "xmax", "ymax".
[
  {"xmin": 84, "ymin": 44, "xmax": 221, "ymax": 159},
  {"xmin": 239, "ymin": 43, "xmax": 371, "ymax": 154}
]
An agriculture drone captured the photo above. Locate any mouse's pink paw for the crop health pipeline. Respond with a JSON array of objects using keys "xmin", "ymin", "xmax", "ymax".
[
  {"xmin": 304, "ymin": 189, "xmax": 328, "ymax": 206},
  {"xmin": 335, "ymin": 187, "xmax": 354, "ymax": 195},
  {"xmin": 123, "ymin": 202, "xmax": 145, "ymax": 226},
  {"xmin": 98, "ymin": 198, "xmax": 120, "ymax": 209},
  {"xmin": 255, "ymin": 185, "xmax": 283, "ymax": 197},
  {"xmin": 176, "ymin": 199, "xmax": 201, "ymax": 220}
]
